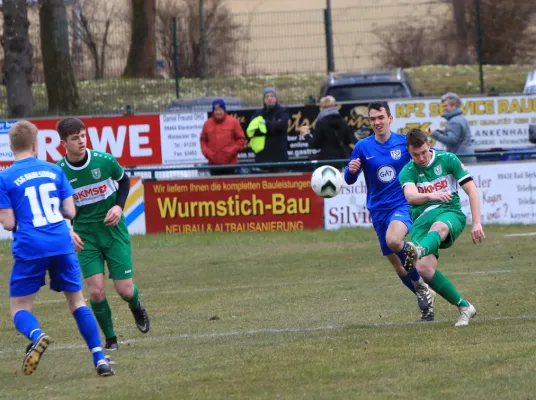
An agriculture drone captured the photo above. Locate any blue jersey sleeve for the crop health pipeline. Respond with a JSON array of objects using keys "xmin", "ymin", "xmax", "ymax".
[
  {"xmin": 57, "ymin": 169, "xmax": 75, "ymax": 202},
  {"xmin": 0, "ymin": 177, "xmax": 12, "ymax": 209},
  {"xmin": 344, "ymin": 143, "xmax": 363, "ymax": 185}
]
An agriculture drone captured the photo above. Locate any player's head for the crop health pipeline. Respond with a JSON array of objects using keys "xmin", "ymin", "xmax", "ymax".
[
  {"xmin": 9, "ymin": 121, "xmax": 38, "ymax": 157},
  {"xmin": 367, "ymin": 101, "xmax": 393, "ymax": 137},
  {"xmin": 57, "ymin": 118, "xmax": 87, "ymax": 159},
  {"xmin": 406, "ymin": 128, "xmax": 432, "ymax": 167}
]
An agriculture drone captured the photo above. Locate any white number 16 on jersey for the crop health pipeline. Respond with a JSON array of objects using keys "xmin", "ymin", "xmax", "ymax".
[{"xmin": 24, "ymin": 183, "xmax": 64, "ymax": 227}]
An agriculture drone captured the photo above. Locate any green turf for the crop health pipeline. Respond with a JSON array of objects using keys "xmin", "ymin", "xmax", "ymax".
[
  {"xmin": 0, "ymin": 225, "xmax": 535, "ymax": 399},
  {"xmin": 4, "ymin": 64, "xmax": 532, "ymax": 118}
]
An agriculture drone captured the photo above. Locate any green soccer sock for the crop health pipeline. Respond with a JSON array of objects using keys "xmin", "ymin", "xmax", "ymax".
[
  {"xmin": 89, "ymin": 298, "xmax": 116, "ymax": 339},
  {"xmin": 418, "ymin": 231, "xmax": 441, "ymax": 258},
  {"xmin": 427, "ymin": 269, "xmax": 469, "ymax": 307},
  {"xmin": 126, "ymin": 284, "xmax": 140, "ymax": 310}
]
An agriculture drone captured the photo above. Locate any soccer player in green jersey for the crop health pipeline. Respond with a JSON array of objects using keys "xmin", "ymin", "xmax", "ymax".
[
  {"xmin": 57, "ymin": 118, "xmax": 150, "ymax": 350},
  {"xmin": 399, "ymin": 128, "xmax": 485, "ymax": 327}
]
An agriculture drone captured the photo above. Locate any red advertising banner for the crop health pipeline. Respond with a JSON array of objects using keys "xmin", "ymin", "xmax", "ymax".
[
  {"xmin": 31, "ymin": 115, "xmax": 162, "ymax": 166},
  {"xmin": 144, "ymin": 175, "xmax": 324, "ymax": 234}
]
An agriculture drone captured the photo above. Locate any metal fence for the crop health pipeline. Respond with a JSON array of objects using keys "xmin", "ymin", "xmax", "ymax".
[{"xmin": 0, "ymin": 0, "xmax": 534, "ymax": 118}]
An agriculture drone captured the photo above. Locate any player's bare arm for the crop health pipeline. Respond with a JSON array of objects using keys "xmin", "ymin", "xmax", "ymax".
[
  {"xmin": 402, "ymin": 183, "xmax": 453, "ymax": 205},
  {"xmin": 461, "ymin": 179, "xmax": 485, "ymax": 244},
  {"xmin": 61, "ymin": 197, "xmax": 77, "ymax": 220},
  {"xmin": 0, "ymin": 208, "xmax": 16, "ymax": 231},
  {"xmin": 348, "ymin": 158, "xmax": 361, "ymax": 174}
]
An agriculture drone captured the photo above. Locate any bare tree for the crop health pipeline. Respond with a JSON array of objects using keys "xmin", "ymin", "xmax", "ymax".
[
  {"xmin": 123, "ymin": 0, "xmax": 157, "ymax": 78},
  {"xmin": 39, "ymin": 0, "xmax": 79, "ymax": 113},
  {"xmin": 156, "ymin": 0, "xmax": 245, "ymax": 78},
  {"xmin": 2, "ymin": 0, "xmax": 33, "ymax": 117}
]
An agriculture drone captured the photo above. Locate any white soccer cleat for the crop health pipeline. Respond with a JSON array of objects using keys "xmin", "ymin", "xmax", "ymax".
[
  {"xmin": 454, "ymin": 303, "xmax": 477, "ymax": 327},
  {"xmin": 403, "ymin": 242, "xmax": 421, "ymax": 269}
]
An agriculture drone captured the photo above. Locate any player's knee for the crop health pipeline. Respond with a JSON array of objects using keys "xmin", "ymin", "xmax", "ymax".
[
  {"xmin": 386, "ymin": 235, "xmax": 403, "ymax": 252},
  {"xmin": 88, "ymin": 285, "xmax": 106, "ymax": 302},
  {"xmin": 430, "ymin": 222, "xmax": 449, "ymax": 238},
  {"xmin": 117, "ymin": 286, "xmax": 134, "ymax": 300}
]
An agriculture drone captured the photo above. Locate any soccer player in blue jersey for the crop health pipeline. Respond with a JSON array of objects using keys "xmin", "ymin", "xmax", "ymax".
[
  {"xmin": 344, "ymin": 102, "xmax": 436, "ymax": 320},
  {"xmin": 0, "ymin": 121, "xmax": 114, "ymax": 377}
]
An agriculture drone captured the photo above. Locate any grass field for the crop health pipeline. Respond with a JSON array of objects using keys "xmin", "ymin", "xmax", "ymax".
[
  {"xmin": 0, "ymin": 225, "xmax": 535, "ymax": 399},
  {"xmin": 6, "ymin": 64, "xmax": 533, "ymax": 118}
]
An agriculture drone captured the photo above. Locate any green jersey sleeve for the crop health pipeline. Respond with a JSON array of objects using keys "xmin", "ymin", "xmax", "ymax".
[
  {"xmin": 399, "ymin": 163, "xmax": 416, "ymax": 188},
  {"xmin": 446, "ymin": 153, "xmax": 471, "ymax": 183},
  {"xmin": 105, "ymin": 154, "xmax": 124, "ymax": 181}
]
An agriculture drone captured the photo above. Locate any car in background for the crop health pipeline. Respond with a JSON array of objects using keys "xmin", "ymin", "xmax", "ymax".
[
  {"xmin": 523, "ymin": 69, "xmax": 536, "ymax": 94},
  {"xmin": 319, "ymin": 68, "xmax": 416, "ymax": 102}
]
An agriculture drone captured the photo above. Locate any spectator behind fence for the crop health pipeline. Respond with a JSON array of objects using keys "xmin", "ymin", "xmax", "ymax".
[
  {"xmin": 298, "ymin": 95, "xmax": 354, "ymax": 169},
  {"xmin": 246, "ymin": 87, "xmax": 289, "ymax": 173},
  {"xmin": 430, "ymin": 92, "xmax": 476, "ymax": 164},
  {"xmin": 200, "ymin": 99, "xmax": 246, "ymax": 176}
]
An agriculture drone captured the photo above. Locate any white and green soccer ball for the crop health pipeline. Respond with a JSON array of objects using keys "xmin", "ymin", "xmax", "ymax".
[{"xmin": 311, "ymin": 165, "xmax": 343, "ymax": 198}]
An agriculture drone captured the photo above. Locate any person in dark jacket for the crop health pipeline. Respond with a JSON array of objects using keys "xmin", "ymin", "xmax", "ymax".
[
  {"xmin": 247, "ymin": 87, "xmax": 289, "ymax": 172},
  {"xmin": 298, "ymin": 96, "xmax": 354, "ymax": 169},
  {"xmin": 431, "ymin": 92, "xmax": 476, "ymax": 164}
]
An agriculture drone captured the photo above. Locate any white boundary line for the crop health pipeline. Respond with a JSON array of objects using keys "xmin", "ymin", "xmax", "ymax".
[
  {"xmin": 1, "ymin": 314, "xmax": 535, "ymax": 356},
  {"xmin": 504, "ymin": 232, "xmax": 536, "ymax": 237}
]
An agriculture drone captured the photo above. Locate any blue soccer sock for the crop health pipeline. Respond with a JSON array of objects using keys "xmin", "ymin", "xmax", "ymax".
[
  {"xmin": 396, "ymin": 241, "xmax": 408, "ymax": 266},
  {"xmin": 406, "ymin": 265, "xmax": 422, "ymax": 282},
  {"xmin": 399, "ymin": 274, "xmax": 416, "ymax": 294},
  {"xmin": 73, "ymin": 306, "xmax": 106, "ymax": 367},
  {"xmin": 13, "ymin": 310, "xmax": 43, "ymax": 342}
]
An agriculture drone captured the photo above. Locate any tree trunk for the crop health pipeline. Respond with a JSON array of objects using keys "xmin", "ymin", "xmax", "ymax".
[
  {"xmin": 2, "ymin": 0, "xmax": 33, "ymax": 118},
  {"xmin": 122, "ymin": 0, "xmax": 157, "ymax": 78},
  {"xmin": 452, "ymin": 0, "xmax": 470, "ymax": 64},
  {"xmin": 39, "ymin": 0, "xmax": 79, "ymax": 114}
]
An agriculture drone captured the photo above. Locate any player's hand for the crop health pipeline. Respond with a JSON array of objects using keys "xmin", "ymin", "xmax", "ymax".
[
  {"xmin": 348, "ymin": 158, "xmax": 361, "ymax": 174},
  {"xmin": 104, "ymin": 205, "xmax": 123, "ymax": 226},
  {"xmin": 471, "ymin": 222, "xmax": 485, "ymax": 244},
  {"xmin": 71, "ymin": 231, "xmax": 84, "ymax": 252},
  {"xmin": 429, "ymin": 192, "xmax": 452, "ymax": 202}
]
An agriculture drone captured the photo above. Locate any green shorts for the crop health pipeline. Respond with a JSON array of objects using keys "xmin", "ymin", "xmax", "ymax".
[
  {"xmin": 74, "ymin": 219, "xmax": 133, "ymax": 280},
  {"xmin": 409, "ymin": 207, "xmax": 466, "ymax": 257}
]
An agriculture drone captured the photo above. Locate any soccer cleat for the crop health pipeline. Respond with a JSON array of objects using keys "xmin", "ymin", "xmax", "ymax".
[
  {"xmin": 413, "ymin": 279, "xmax": 433, "ymax": 311},
  {"xmin": 403, "ymin": 242, "xmax": 421, "ymax": 269},
  {"xmin": 105, "ymin": 336, "xmax": 118, "ymax": 352},
  {"xmin": 420, "ymin": 289, "xmax": 437, "ymax": 322},
  {"xmin": 95, "ymin": 359, "xmax": 115, "ymax": 377},
  {"xmin": 105, "ymin": 354, "xmax": 116, "ymax": 365},
  {"xmin": 22, "ymin": 333, "xmax": 52, "ymax": 376},
  {"xmin": 454, "ymin": 303, "xmax": 477, "ymax": 327},
  {"xmin": 131, "ymin": 301, "xmax": 150, "ymax": 333}
]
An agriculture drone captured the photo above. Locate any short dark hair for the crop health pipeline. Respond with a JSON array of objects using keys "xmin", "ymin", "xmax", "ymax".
[
  {"xmin": 405, "ymin": 128, "xmax": 428, "ymax": 148},
  {"xmin": 57, "ymin": 118, "xmax": 86, "ymax": 141},
  {"xmin": 368, "ymin": 101, "xmax": 391, "ymax": 117}
]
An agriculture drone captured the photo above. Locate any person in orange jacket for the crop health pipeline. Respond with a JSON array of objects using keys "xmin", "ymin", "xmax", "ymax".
[{"xmin": 200, "ymin": 99, "xmax": 246, "ymax": 175}]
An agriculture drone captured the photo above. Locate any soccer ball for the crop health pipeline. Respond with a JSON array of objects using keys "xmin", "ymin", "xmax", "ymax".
[{"xmin": 311, "ymin": 165, "xmax": 343, "ymax": 198}]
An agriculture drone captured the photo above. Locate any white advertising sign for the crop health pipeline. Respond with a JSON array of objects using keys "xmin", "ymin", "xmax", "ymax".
[
  {"xmin": 390, "ymin": 95, "xmax": 536, "ymax": 151},
  {"xmin": 159, "ymin": 113, "xmax": 208, "ymax": 164},
  {"xmin": 324, "ymin": 160, "xmax": 536, "ymax": 229},
  {"xmin": 0, "ymin": 121, "xmax": 15, "ymax": 162}
]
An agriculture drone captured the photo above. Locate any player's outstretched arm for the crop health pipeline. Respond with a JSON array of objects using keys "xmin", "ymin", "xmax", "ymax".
[
  {"xmin": 402, "ymin": 184, "xmax": 452, "ymax": 205},
  {"xmin": 0, "ymin": 208, "xmax": 15, "ymax": 231},
  {"xmin": 61, "ymin": 197, "xmax": 77, "ymax": 220},
  {"xmin": 461, "ymin": 180, "xmax": 485, "ymax": 244}
]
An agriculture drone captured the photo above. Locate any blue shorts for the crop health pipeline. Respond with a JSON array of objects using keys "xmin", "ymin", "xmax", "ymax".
[
  {"xmin": 371, "ymin": 205, "xmax": 413, "ymax": 256},
  {"xmin": 10, "ymin": 253, "xmax": 83, "ymax": 297}
]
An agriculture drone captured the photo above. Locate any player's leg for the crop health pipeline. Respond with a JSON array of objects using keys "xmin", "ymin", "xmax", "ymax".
[
  {"xmin": 106, "ymin": 224, "xmax": 150, "ymax": 334},
  {"xmin": 10, "ymin": 259, "xmax": 51, "ymax": 376},
  {"xmin": 415, "ymin": 212, "xmax": 476, "ymax": 327},
  {"xmin": 49, "ymin": 253, "xmax": 114, "ymax": 376}
]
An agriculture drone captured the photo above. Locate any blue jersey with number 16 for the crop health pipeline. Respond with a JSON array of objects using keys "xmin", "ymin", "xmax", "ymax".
[{"xmin": 0, "ymin": 158, "xmax": 75, "ymax": 261}]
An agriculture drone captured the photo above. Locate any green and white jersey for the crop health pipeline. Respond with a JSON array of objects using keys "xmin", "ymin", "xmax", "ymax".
[
  {"xmin": 399, "ymin": 150, "xmax": 472, "ymax": 221},
  {"xmin": 58, "ymin": 150, "xmax": 124, "ymax": 224}
]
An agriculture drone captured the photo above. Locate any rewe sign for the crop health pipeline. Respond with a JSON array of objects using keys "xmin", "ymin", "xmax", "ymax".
[{"xmin": 33, "ymin": 115, "xmax": 162, "ymax": 166}]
